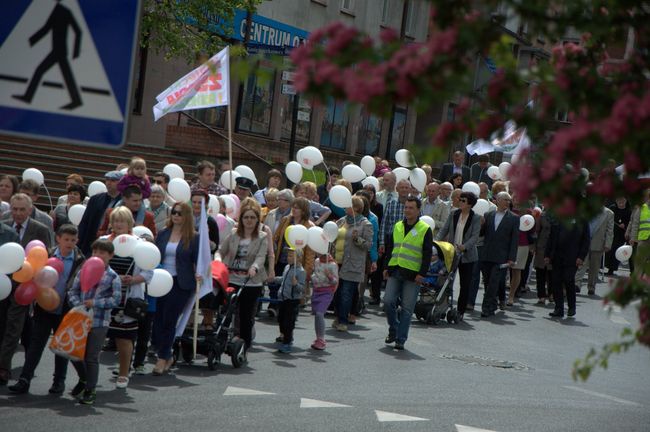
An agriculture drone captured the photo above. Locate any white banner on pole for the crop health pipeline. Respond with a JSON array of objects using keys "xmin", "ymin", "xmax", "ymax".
[{"xmin": 153, "ymin": 46, "xmax": 230, "ymax": 121}]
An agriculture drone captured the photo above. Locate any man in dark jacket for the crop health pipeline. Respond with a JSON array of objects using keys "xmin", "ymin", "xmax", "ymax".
[
  {"xmin": 545, "ymin": 219, "xmax": 590, "ymax": 318},
  {"xmin": 77, "ymin": 170, "xmax": 122, "ymax": 255}
]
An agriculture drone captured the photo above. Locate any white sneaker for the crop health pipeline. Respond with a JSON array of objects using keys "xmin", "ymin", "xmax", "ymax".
[
  {"xmin": 134, "ymin": 366, "xmax": 146, "ymax": 375},
  {"xmin": 116, "ymin": 376, "xmax": 129, "ymax": 389}
]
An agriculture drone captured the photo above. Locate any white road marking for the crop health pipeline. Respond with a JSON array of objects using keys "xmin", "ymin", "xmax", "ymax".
[
  {"xmin": 223, "ymin": 386, "xmax": 275, "ymax": 396},
  {"xmin": 610, "ymin": 314, "xmax": 631, "ymax": 325},
  {"xmin": 300, "ymin": 398, "xmax": 352, "ymax": 408},
  {"xmin": 563, "ymin": 386, "xmax": 641, "ymax": 407},
  {"xmin": 374, "ymin": 410, "xmax": 428, "ymax": 422},
  {"xmin": 456, "ymin": 425, "xmax": 500, "ymax": 432}
]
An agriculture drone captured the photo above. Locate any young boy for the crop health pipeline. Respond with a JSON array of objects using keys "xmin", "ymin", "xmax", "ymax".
[
  {"xmin": 8, "ymin": 224, "xmax": 85, "ymax": 395},
  {"xmin": 68, "ymin": 239, "xmax": 121, "ymax": 405},
  {"xmin": 276, "ymin": 248, "xmax": 306, "ymax": 354},
  {"xmin": 423, "ymin": 247, "xmax": 446, "ymax": 288}
]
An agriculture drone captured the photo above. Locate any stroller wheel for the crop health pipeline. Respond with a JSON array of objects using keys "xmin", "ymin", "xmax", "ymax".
[
  {"xmin": 231, "ymin": 338, "xmax": 247, "ymax": 368},
  {"xmin": 447, "ymin": 309, "xmax": 458, "ymax": 324}
]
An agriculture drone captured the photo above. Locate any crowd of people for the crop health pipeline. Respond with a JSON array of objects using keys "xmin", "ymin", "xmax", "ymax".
[{"xmin": 0, "ymin": 150, "xmax": 647, "ymax": 405}]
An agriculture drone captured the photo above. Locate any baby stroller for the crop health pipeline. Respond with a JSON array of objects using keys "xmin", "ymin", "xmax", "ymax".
[
  {"xmin": 414, "ymin": 241, "xmax": 462, "ymax": 325},
  {"xmin": 174, "ymin": 261, "xmax": 247, "ymax": 370}
]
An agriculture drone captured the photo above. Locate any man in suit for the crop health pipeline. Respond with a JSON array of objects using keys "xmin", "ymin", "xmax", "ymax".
[
  {"xmin": 470, "ymin": 154, "xmax": 494, "ymax": 188},
  {"xmin": 77, "ymin": 170, "xmax": 123, "ymax": 255},
  {"xmin": 480, "ymin": 192, "xmax": 519, "ymax": 317},
  {"xmin": 439, "ymin": 151, "xmax": 470, "ymax": 185},
  {"xmin": 421, "ymin": 182, "xmax": 450, "ymax": 238},
  {"xmin": 575, "ymin": 205, "xmax": 614, "ymax": 295},
  {"xmin": 545, "ymin": 219, "xmax": 590, "ymax": 318},
  {"xmin": 0, "ymin": 193, "xmax": 52, "ymax": 384},
  {"xmin": 97, "ymin": 185, "xmax": 157, "ymax": 238},
  {"xmin": 17, "ymin": 179, "xmax": 54, "ymax": 244}
]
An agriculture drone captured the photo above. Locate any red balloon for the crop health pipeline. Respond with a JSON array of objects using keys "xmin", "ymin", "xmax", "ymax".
[
  {"xmin": 46, "ymin": 257, "xmax": 65, "ymax": 276},
  {"xmin": 15, "ymin": 281, "xmax": 38, "ymax": 306},
  {"xmin": 80, "ymin": 257, "xmax": 105, "ymax": 293}
]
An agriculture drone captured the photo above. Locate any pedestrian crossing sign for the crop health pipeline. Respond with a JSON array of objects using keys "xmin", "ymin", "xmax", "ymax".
[{"xmin": 0, "ymin": 0, "xmax": 141, "ymax": 148}]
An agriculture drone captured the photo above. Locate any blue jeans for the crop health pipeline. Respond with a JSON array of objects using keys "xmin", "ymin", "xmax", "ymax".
[
  {"xmin": 337, "ymin": 279, "xmax": 359, "ymax": 325},
  {"xmin": 383, "ymin": 273, "xmax": 419, "ymax": 344}
]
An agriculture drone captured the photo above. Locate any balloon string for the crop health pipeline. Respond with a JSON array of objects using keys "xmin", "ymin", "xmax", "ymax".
[{"xmin": 42, "ymin": 183, "xmax": 54, "ymax": 212}]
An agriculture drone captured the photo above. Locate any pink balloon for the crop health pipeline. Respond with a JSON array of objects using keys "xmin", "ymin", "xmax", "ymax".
[
  {"xmin": 33, "ymin": 266, "xmax": 60, "ymax": 289},
  {"xmin": 46, "ymin": 257, "xmax": 64, "ymax": 275},
  {"xmin": 15, "ymin": 281, "xmax": 38, "ymax": 306},
  {"xmin": 80, "ymin": 257, "xmax": 106, "ymax": 293},
  {"xmin": 215, "ymin": 214, "xmax": 227, "ymax": 231},
  {"xmin": 229, "ymin": 194, "xmax": 240, "ymax": 218},
  {"xmin": 25, "ymin": 240, "xmax": 46, "ymax": 254}
]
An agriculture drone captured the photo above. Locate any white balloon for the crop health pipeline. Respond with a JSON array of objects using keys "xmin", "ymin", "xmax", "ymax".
[
  {"xmin": 120, "ymin": 167, "xmax": 128, "ymax": 175},
  {"xmin": 0, "ymin": 242, "xmax": 25, "ymax": 274},
  {"xmin": 323, "ymin": 221, "xmax": 339, "ymax": 242},
  {"xmin": 393, "ymin": 167, "xmax": 410, "ymax": 183},
  {"xmin": 168, "ymin": 178, "xmax": 191, "ymax": 202},
  {"xmin": 133, "ymin": 241, "xmax": 162, "ymax": 270},
  {"xmin": 487, "ymin": 165, "xmax": 501, "ymax": 180},
  {"xmin": 148, "ymin": 269, "xmax": 173, "ymax": 297},
  {"xmin": 235, "ymin": 165, "xmax": 257, "ymax": 185},
  {"xmin": 88, "ymin": 181, "xmax": 107, "ymax": 197},
  {"xmin": 615, "ymin": 245, "xmax": 633, "ymax": 262},
  {"xmin": 219, "ymin": 170, "xmax": 241, "ymax": 190},
  {"xmin": 499, "ymin": 162, "xmax": 512, "ymax": 179},
  {"xmin": 67, "ymin": 204, "xmax": 86, "ymax": 225},
  {"xmin": 296, "ymin": 148, "xmax": 313, "ymax": 170},
  {"xmin": 207, "ymin": 194, "xmax": 220, "ymax": 216},
  {"xmin": 287, "ymin": 224, "xmax": 309, "ymax": 250},
  {"xmin": 462, "ymin": 181, "xmax": 480, "ymax": 197},
  {"xmin": 163, "ymin": 163, "xmax": 184, "ymax": 180},
  {"xmin": 580, "ymin": 167, "xmax": 589, "ymax": 179},
  {"xmin": 341, "ymin": 164, "xmax": 366, "ymax": 183},
  {"xmin": 329, "ymin": 185, "xmax": 352, "ymax": 208},
  {"xmin": 301, "ymin": 146, "xmax": 323, "ymax": 167},
  {"xmin": 220, "ymin": 194, "xmax": 238, "ymax": 219},
  {"xmin": 133, "ymin": 226, "xmax": 154, "ymax": 239},
  {"xmin": 308, "ymin": 226, "xmax": 330, "ymax": 255},
  {"xmin": 420, "ymin": 216, "xmax": 435, "ymax": 232},
  {"xmin": 23, "ymin": 168, "xmax": 44, "ymax": 185},
  {"xmin": 285, "ymin": 161, "xmax": 303, "ymax": 184},
  {"xmin": 409, "ymin": 168, "xmax": 427, "ymax": 193},
  {"xmin": 361, "ymin": 176, "xmax": 379, "ymax": 191},
  {"xmin": 395, "ymin": 149, "xmax": 415, "ymax": 168},
  {"xmin": 113, "ymin": 234, "xmax": 138, "ymax": 257},
  {"xmin": 473, "ymin": 199, "xmax": 490, "ymax": 216},
  {"xmin": 0, "ymin": 274, "xmax": 11, "ymax": 300},
  {"xmin": 360, "ymin": 155, "xmax": 376, "ymax": 176},
  {"xmin": 519, "ymin": 214, "xmax": 535, "ymax": 232}
]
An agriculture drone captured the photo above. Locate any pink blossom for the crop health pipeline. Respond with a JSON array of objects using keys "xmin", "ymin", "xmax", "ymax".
[{"xmin": 380, "ymin": 28, "xmax": 399, "ymax": 44}]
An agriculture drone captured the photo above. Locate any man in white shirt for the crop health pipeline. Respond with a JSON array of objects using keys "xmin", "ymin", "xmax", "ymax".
[{"xmin": 376, "ymin": 172, "xmax": 397, "ymax": 208}]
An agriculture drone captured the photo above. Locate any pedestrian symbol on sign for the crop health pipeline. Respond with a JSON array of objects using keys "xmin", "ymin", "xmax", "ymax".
[{"xmin": 12, "ymin": 0, "xmax": 83, "ymax": 110}]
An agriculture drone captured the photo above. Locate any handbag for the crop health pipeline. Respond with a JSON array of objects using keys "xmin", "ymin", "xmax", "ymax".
[
  {"xmin": 49, "ymin": 306, "xmax": 92, "ymax": 362},
  {"xmin": 123, "ymin": 284, "xmax": 148, "ymax": 321}
]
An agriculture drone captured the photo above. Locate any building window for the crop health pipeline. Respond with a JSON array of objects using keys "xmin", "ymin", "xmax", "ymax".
[
  {"xmin": 358, "ymin": 110, "xmax": 382, "ymax": 155},
  {"xmin": 386, "ymin": 105, "xmax": 407, "ymax": 160},
  {"xmin": 237, "ymin": 62, "xmax": 276, "ymax": 135},
  {"xmin": 132, "ymin": 45, "xmax": 148, "ymax": 114},
  {"xmin": 280, "ymin": 94, "xmax": 312, "ymax": 144},
  {"xmin": 381, "ymin": 0, "xmax": 390, "ymax": 24},
  {"xmin": 404, "ymin": 0, "xmax": 420, "ymax": 37},
  {"xmin": 341, "ymin": 0, "xmax": 354, "ymax": 14},
  {"xmin": 189, "ymin": 106, "xmax": 226, "ymax": 129},
  {"xmin": 321, "ymin": 98, "xmax": 349, "ymax": 151}
]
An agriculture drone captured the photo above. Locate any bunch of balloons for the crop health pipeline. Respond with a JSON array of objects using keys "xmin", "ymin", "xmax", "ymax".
[{"xmin": 284, "ymin": 221, "xmax": 339, "ymax": 256}]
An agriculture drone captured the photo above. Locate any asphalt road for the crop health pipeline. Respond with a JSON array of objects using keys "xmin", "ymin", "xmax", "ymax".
[{"xmin": 1, "ymin": 270, "xmax": 649, "ymax": 432}]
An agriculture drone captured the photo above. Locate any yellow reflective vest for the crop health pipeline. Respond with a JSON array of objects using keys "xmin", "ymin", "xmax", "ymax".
[
  {"xmin": 639, "ymin": 203, "xmax": 650, "ymax": 241},
  {"xmin": 388, "ymin": 220, "xmax": 429, "ymax": 271}
]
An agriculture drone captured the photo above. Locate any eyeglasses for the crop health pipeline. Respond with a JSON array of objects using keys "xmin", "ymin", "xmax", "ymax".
[{"xmin": 171, "ymin": 210, "xmax": 182, "ymax": 216}]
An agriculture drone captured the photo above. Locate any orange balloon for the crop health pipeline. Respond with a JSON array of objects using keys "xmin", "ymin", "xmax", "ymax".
[
  {"xmin": 36, "ymin": 286, "xmax": 60, "ymax": 311},
  {"xmin": 27, "ymin": 246, "xmax": 48, "ymax": 272},
  {"xmin": 13, "ymin": 260, "xmax": 34, "ymax": 283}
]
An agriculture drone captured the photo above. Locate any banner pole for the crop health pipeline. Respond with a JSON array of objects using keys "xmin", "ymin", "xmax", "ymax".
[
  {"xmin": 193, "ymin": 281, "xmax": 200, "ymax": 359},
  {"xmin": 228, "ymin": 103, "xmax": 234, "ymax": 193}
]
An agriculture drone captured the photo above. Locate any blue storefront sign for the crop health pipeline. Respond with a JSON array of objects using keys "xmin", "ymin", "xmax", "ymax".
[{"xmin": 231, "ymin": 10, "xmax": 309, "ymax": 49}]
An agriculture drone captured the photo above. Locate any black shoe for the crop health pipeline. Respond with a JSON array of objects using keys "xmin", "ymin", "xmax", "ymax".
[
  {"xmin": 385, "ymin": 334, "xmax": 396, "ymax": 344},
  {"xmin": 48, "ymin": 380, "xmax": 65, "ymax": 395},
  {"xmin": 70, "ymin": 381, "xmax": 86, "ymax": 398},
  {"xmin": 458, "ymin": 313, "xmax": 464, "ymax": 322},
  {"xmin": 498, "ymin": 301, "xmax": 506, "ymax": 311},
  {"xmin": 587, "ymin": 289, "xmax": 595, "ymax": 296},
  {"xmin": 549, "ymin": 310, "xmax": 564, "ymax": 318},
  {"xmin": 480, "ymin": 311, "xmax": 494, "ymax": 318},
  {"xmin": 79, "ymin": 389, "xmax": 96, "ymax": 405},
  {"xmin": 12, "ymin": 94, "xmax": 31, "ymax": 104},
  {"xmin": 368, "ymin": 298, "xmax": 380, "ymax": 305},
  {"xmin": 394, "ymin": 342, "xmax": 405, "ymax": 350},
  {"xmin": 567, "ymin": 308, "xmax": 576, "ymax": 317},
  {"xmin": 61, "ymin": 100, "xmax": 82, "ymax": 110},
  {"xmin": 8, "ymin": 378, "xmax": 29, "ymax": 394}
]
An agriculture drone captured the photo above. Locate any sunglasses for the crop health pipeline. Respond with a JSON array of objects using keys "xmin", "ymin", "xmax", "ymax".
[{"xmin": 171, "ymin": 210, "xmax": 183, "ymax": 216}]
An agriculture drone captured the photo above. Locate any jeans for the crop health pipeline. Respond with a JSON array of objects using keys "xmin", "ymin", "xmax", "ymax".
[
  {"xmin": 481, "ymin": 262, "xmax": 506, "ymax": 315},
  {"xmin": 383, "ymin": 273, "xmax": 419, "ymax": 344},
  {"xmin": 278, "ymin": 299, "xmax": 300, "ymax": 344},
  {"xmin": 151, "ymin": 278, "xmax": 192, "ymax": 360},
  {"xmin": 72, "ymin": 326, "xmax": 108, "ymax": 391},
  {"xmin": 20, "ymin": 309, "xmax": 68, "ymax": 383},
  {"xmin": 337, "ymin": 280, "xmax": 359, "ymax": 325}
]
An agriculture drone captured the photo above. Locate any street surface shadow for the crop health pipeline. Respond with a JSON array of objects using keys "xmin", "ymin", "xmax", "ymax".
[{"xmin": 378, "ymin": 346, "xmax": 426, "ymax": 360}]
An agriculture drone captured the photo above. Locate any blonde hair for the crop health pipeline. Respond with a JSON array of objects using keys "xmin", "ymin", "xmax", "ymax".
[
  {"xmin": 110, "ymin": 206, "xmax": 134, "ymax": 232},
  {"xmin": 302, "ymin": 181, "xmax": 317, "ymax": 197},
  {"xmin": 265, "ymin": 187, "xmax": 279, "ymax": 200},
  {"xmin": 128, "ymin": 157, "xmax": 147, "ymax": 174},
  {"xmin": 335, "ymin": 179, "xmax": 353, "ymax": 193},
  {"xmin": 351, "ymin": 196, "xmax": 364, "ymax": 214}
]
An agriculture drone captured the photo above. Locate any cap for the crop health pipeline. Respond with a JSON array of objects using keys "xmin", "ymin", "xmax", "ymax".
[
  {"xmin": 235, "ymin": 176, "xmax": 255, "ymax": 190},
  {"xmin": 431, "ymin": 247, "xmax": 438, "ymax": 256},
  {"xmin": 104, "ymin": 170, "xmax": 124, "ymax": 181}
]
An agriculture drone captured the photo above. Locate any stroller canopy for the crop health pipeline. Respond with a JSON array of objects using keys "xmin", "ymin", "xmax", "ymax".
[{"xmin": 433, "ymin": 241, "xmax": 455, "ymax": 271}]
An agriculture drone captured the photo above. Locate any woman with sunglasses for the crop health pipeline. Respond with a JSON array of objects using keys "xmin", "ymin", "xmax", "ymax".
[
  {"xmin": 436, "ymin": 192, "xmax": 481, "ymax": 321},
  {"xmin": 152, "ymin": 202, "xmax": 199, "ymax": 375},
  {"xmin": 218, "ymin": 198, "xmax": 269, "ymax": 349}
]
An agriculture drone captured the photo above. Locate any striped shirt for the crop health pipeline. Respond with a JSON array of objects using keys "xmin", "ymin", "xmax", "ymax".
[{"xmin": 379, "ymin": 199, "xmax": 405, "ymax": 247}]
